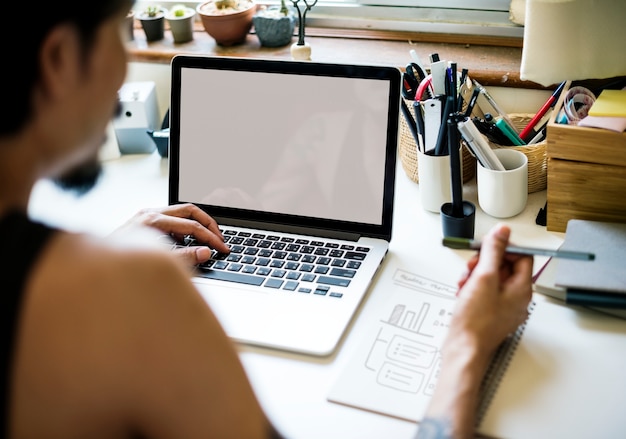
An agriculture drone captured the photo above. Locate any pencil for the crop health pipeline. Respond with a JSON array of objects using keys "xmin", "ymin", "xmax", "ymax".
[{"xmin": 442, "ymin": 237, "xmax": 595, "ymax": 261}]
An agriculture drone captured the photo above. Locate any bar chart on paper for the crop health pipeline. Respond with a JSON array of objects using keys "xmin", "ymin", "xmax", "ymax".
[{"xmin": 327, "ymin": 268, "xmax": 457, "ymax": 422}]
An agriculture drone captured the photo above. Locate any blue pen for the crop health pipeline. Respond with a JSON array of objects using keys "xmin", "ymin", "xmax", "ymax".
[{"xmin": 413, "ymin": 101, "xmax": 425, "ymax": 152}]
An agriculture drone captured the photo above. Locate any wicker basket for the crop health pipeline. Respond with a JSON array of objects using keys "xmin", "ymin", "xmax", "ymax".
[
  {"xmin": 485, "ymin": 113, "xmax": 547, "ymax": 194},
  {"xmin": 399, "ymin": 99, "xmax": 476, "ymax": 184}
]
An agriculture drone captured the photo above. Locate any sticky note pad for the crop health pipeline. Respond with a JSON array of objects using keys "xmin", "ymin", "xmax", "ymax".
[{"xmin": 588, "ymin": 89, "xmax": 626, "ymax": 118}]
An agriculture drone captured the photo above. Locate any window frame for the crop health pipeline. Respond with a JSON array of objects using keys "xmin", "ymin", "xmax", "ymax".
[{"xmin": 132, "ymin": 0, "xmax": 523, "ymax": 39}]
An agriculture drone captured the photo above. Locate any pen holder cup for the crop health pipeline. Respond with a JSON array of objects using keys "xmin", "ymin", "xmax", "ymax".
[
  {"xmin": 399, "ymin": 98, "xmax": 476, "ymax": 185},
  {"xmin": 441, "ymin": 201, "xmax": 476, "ymax": 239},
  {"xmin": 417, "ymin": 150, "xmax": 452, "ymax": 213},
  {"xmin": 477, "ymin": 149, "xmax": 528, "ymax": 218},
  {"xmin": 480, "ymin": 113, "xmax": 547, "ymax": 194}
]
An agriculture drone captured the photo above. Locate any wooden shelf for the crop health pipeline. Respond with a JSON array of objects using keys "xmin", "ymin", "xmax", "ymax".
[{"xmin": 126, "ymin": 27, "xmax": 540, "ymax": 89}]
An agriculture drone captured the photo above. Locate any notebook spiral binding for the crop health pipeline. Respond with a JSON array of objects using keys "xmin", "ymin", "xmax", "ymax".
[{"xmin": 475, "ymin": 300, "xmax": 537, "ymax": 426}]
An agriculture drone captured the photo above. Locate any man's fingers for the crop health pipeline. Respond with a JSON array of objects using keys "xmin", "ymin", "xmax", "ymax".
[
  {"xmin": 173, "ymin": 246, "xmax": 213, "ymax": 267},
  {"xmin": 475, "ymin": 223, "xmax": 510, "ymax": 273}
]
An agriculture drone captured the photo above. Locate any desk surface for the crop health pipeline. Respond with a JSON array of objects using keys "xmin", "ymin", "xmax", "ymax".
[{"xmin": 28, "ymin": 152, "xmax": 626, "ymax": 439}]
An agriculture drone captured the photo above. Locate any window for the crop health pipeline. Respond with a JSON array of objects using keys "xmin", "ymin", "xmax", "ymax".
[{"xmin": 134, "ymin": 0, "xmax": 522, "ymax": 38}]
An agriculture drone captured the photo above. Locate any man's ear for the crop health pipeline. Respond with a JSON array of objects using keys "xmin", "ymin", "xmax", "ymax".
[{"xmin": 38, "ymin": 24, "xmax": 82, "ymax": 101}]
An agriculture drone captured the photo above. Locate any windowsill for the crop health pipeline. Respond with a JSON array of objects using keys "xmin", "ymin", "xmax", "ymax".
[{"xmin": 126, "ymin": 27, "xmax": 541, "ymax": 89}]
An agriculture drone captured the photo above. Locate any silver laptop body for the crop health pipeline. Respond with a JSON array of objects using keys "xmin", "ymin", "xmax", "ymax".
[{"xmin": 168, "ymin": 55, "xmax": 401, "ymax": 356}]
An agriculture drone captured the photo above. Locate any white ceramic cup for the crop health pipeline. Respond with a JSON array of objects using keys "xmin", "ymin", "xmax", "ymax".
[
  {"xmin": 418, "ymin": 150, "xmax": 452, "ymax": 213},
  {"xmin": 477, "ymin": 148, "xmax": 528, "ymax": 218}
]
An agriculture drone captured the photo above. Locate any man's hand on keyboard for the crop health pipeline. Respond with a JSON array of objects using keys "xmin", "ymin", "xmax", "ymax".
[{"xmin": 115, "ymin": 203, "xmax": 230, "ymax": 266}]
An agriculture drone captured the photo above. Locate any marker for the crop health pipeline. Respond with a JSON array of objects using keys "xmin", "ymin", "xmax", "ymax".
[
  {"xmin": 442, "ymin": 237, "xmax": 595, "ymax": 261},
  {"xmin": 494, "ymin": 117, "xmax": 525, "ymax": 146},
  {"xmin": 519, "ymin": 81, "xmax": 566, "ymax": 142},
  {"xmin": 429, "ymin": 53, "xmax": 448, "ymax": 96}
]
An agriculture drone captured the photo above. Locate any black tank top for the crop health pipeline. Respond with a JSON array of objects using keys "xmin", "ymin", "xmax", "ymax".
[{"xmin": 1, "ymin": 212, "xmax": 56, "ymax": 438}]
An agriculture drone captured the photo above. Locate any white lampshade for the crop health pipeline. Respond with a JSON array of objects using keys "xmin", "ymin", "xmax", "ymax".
[{"xmin": 520, "ymin": 0, "xmax": 626, "ymax": 87}]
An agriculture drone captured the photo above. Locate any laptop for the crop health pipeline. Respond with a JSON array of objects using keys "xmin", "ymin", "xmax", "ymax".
[{"xmin": 168, "ymin": 55, "xmax": 401, "ymax": 356}]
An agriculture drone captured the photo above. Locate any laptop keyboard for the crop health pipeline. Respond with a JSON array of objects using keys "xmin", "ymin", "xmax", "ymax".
[{"xmin": 176, "ymin": 229, "xmax": 372, "ymax": 298}]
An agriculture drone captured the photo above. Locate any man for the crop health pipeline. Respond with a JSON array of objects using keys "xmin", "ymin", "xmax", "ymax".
[{"xmin": 0, "ymin": 1, "xmax": 533, "ymax": 437}]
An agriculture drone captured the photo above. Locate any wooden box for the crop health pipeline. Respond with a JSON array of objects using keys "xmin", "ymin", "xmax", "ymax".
[{"xmin": 546, "ymin": 82, "xmax": 626, "ymax": 232}]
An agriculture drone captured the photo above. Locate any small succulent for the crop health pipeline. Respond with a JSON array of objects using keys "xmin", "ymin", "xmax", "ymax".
[
  {"xmin": 214, "ymin": 0, "xmax": 238, "ymax": 9},
  {"xmin": 171, "ymin": 4, "xmax": 189, "ymax": 17},
  {"xmin": 144, "ymin": 5, "xmax": 161, "ymax": 17}
]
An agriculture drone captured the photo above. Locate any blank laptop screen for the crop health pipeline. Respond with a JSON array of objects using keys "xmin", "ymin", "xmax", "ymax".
[{"xmin": 170, "ymin": 57, "xmax": 400, "ymax": 238}]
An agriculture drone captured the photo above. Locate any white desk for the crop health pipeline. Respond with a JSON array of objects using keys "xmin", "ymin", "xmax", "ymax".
[{"xmin": 28, "ymin": 152, "xmax": 626, "ymax": 439}]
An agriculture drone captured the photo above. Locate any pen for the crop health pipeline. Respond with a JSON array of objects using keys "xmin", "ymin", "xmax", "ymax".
[
  {"xmin": 400, "ymin": 99, "xmax": 420, "ymax": 150},
  {"xmin": 413, "ymin": 101, "xmax": 425, "ymax": 152},
  {"xmin": 450, "ymin": 62, "xmax": 458, "ymax": 111},
  {"xmin": 463, "ymin": 87, "xmax": 480, "ymax": 118},
  {"xmin": 527, "ymin": 127, "xmax": 546, "ymax": 145},
  {"xmin": 447, "ymin": 116, "xmax": 464, "ymax": 217},
  {"xmin": 409, "ymin": 49, "xmax": 427, "ymax": 81},
  {"xmin": 459, "ymin": 68, "xmax": 468, "ymax": 89},
  {"xmin": 519, "ymin": 81, "xmax": 566, "ymax": 142},
  {"xmin": 434, "ymin": 96, "xmax": 454, "ymax": 156},
  {"xmin": 523, "ymin": 115, "xmax": 551, "ymax": 144},
  {"xmin": 442, "ymin": 237, "xmax": 596, "ymax": 261},
  {"xmin": 457, "ymin": 68, "xmax": 469, "ymax": 112}
]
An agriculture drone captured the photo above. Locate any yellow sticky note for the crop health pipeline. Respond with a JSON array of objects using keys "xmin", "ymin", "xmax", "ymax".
[{"xmin": 588, "ymin": 89, "xmax": 626, "ymax": 117}]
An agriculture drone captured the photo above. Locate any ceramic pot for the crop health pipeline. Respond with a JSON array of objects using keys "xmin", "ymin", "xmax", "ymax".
[
  {"xmin": 138, "ymin": 8, "xmax": 166, "ymax": 42},
  {"xmin": 197, "ymin": 0, "xmax": 256, "ymax": 46},
  {"xmin": 166, "ymin": 6, "xmax": 196, "ymax": 43},
  {"xmin": 253, "ymin": 6, "xmax": 296, "ymax": 47}
]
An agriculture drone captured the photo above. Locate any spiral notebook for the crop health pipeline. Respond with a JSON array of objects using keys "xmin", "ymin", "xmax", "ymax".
[{"xmin": 329, "ymin": 273, "xmax": 626, "ymax": 438}]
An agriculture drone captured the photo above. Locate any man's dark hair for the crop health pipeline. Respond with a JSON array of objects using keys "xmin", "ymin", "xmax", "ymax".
[{"xmin": 1, "ymin": 0, "xmax": 134, "ymax": 137}]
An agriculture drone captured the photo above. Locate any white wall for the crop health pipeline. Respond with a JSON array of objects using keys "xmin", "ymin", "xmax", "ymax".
[{"xmin": 126, "ymin": 62, "xmax": 173, "ymax": 122}]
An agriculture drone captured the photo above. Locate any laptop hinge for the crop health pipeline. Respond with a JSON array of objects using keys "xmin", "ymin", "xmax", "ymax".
[{"xmin": 214, "ymin": 217, "xmax": 361, "ymax": 242}]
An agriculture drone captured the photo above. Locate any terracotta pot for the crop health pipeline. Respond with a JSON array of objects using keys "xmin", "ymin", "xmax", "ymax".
[{"xmin": 197, "ymin": 0, "xmax": 256, "ymax": 46}]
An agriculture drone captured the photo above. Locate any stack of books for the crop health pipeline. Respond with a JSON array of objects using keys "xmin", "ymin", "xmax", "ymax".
[{"xmin": 534, "ymin": 219, "xmax": 626, "ymax": 319}]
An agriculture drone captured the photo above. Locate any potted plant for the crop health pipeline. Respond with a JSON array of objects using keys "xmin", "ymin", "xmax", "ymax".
[
  {"xmin": 252, "ymin": 1, "xmax": 296, "ymax": 48},
  {"xmin": 196, "ymin": 0, "xmax": 257, "ymax": 46},
  {"xmin": 138, "ymin": 5, "xmax": 166, "ymax": 42},
  {"xmin": 166, "ymin": 4, "xmax": 196, "ymax": 44}
]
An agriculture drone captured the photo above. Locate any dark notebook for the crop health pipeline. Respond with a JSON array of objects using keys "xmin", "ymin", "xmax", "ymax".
[{"xmin": 555, "ymin": 219, "xmax": 626, "ymax": 295}]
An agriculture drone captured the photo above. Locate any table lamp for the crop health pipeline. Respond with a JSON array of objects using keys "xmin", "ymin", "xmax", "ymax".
[{"xmin": 520, "ymin": 0, "xmax": 626, "ymax": 87}]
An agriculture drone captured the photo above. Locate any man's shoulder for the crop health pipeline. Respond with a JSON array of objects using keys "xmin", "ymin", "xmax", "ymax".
[{"xmin": 37, "ymin": 227, "xmax": 192, "ymax": 298}]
